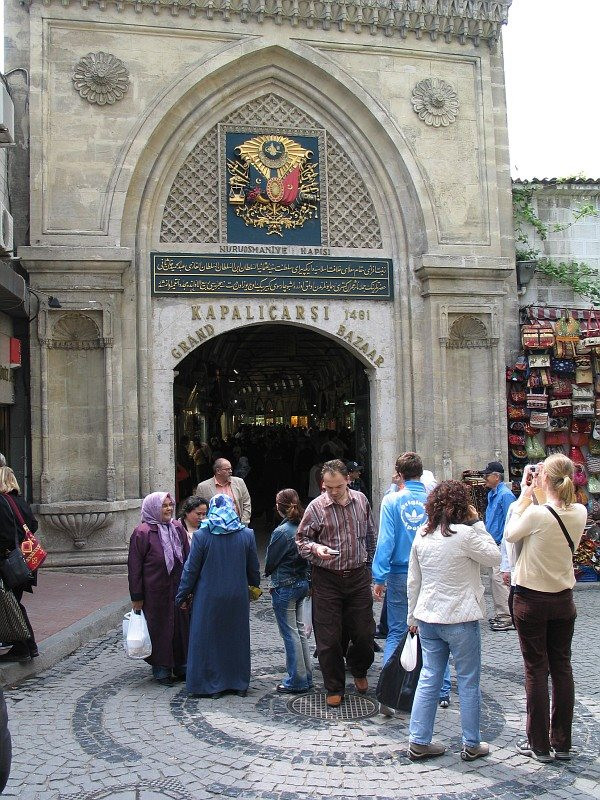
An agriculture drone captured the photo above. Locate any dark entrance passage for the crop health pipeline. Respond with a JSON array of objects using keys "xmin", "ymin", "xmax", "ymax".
[{"xmin": 174, "ymin": 324, "xmax": 371, "ymax": 519}]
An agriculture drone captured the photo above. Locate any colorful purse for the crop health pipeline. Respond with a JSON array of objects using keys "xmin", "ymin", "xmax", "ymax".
[
  {"xmin": 508, "ymin": 405, "xmax": 526, "ymax": 420},
  {"xmin": 545, "ymin": 431, "xmax": 569, "ymax": 446},
  {"xmin": 588, "ymin": 474, "xmax": 600, "ymax": 493},
  {"xmin": 526, "ymin": 390, "xmax": 548, "ymax": 410},
  {"xmin": 588, "ymin": 438, "xmax": 600, "ymax": 456},
  {"xmin": 581, "ymin": 317, "xmax": 600, "ymax": 348},
  {"xmin": 510, "ymin": 446, "xmax": 528, "ymax": 461},
  {"xmin": 573, "ymin": 464, "xmax": 588, "ymax": 486},
  {"xmin": 573, "ymin": 400, "xmax": 595, "ymax": 418},
  {"xmin": 554, "ymin": 313, "xmax": 581, "ymax": 358},
  {"xmin": 550, "ymin": 376, "xmax": 573, "ymax": 397},
  {"xmin": 526, "ymin": 435, "xmax": 546, "ymax": 460},
  {"xmin": 549, "ymin": 397, "xmax": 572, "ymax": 416},
  {"xmin": 586, "ymin": 455, "xmax": 600, "ymax": 475},
  {"xmin": 551, "ymin": 358, "xmax": 576, "ymax": 375},
  {"xmin": 570, "ymin": 446, "xmax": 585, "ymax": 465},
  {"xmin": 529, "ymin": 411, "xmax": 549, "ymax": 428},
  {"xmin": 1, "ymin": 493, "xmax": 47, "ymax": 572},
  {"xmin": 575, "ymin": 356, "xmax": 593, "ymax": 385},
  {"xmin": 522, "ymin": 320, "xmax": 555, "ymax": 350},
  {"xmin": 510, "ymin": 388, "xmax": 526, "ymax": 404},
  {"xmin": 528, "ymin": 353, "xmax": 551, "ymax": 369},
  {"xmin": 572, "ymin": 384, "xmax": 594, "ymax": 400},
  {"xmin": 509, "ymin": 433, "xmax": 525, "ymax": 446}
]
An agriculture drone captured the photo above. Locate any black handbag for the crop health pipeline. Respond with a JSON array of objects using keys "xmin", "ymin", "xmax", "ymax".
[
  {"xmin": 0, "ymin": 496, "xmax": 32, "ymax": 589},
  {"xmin": 0, "ymin": 579, "xmax": 28, "ymax": 643},
  {"xmin": 375, "ymin": 631, "xmax": 422, "ymax": 711}
]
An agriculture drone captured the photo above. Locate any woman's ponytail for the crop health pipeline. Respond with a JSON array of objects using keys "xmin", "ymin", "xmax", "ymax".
[{"xmin": 543, "ymin": 453, "xmax": 576, "ymax": 507}]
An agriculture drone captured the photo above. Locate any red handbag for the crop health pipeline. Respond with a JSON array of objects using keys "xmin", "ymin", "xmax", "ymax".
[
  {"xmin": 570, "ymin": 446, "xmax": 585, "ymax": 465},
  {"xmin": 545, "ymin": 431, "xmax": 569, "ymax": 446},
  {"xmin": 1, "ymin": 493, "xmax": 47, "ymax": 572},
  {"xmin": 522, "ymin": 320, "xmax": 555, "ymax": 350},
  {"xmin": 550, "ymin": 376, "xmax": 573, "ymax": 398},
  {"xmin": 573, "ymin": 464, "xmax": 588, "ymax": 486}
]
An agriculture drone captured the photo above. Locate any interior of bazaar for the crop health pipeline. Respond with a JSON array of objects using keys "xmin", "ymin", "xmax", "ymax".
[
  {"xmin": 501, "ymin": 305, "xmax": 599, "ymax": 582},
  {"xmin": 173, "ymin": 323, "xmax": 371, "ymax": 533}
]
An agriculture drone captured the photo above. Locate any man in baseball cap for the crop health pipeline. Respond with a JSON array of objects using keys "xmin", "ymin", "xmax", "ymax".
[
  {"xmin": 482, "ymin": 461, "xmax": 515, "ymax": 631},
  {"xmin": 346, "ymin": 461, "xmax": 367, "ymax": 495}
]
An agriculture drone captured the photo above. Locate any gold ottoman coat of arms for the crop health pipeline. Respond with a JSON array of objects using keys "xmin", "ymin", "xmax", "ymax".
[{"xmin": 227, "ymin": 134, "xmax": 320, "ymax": 237}]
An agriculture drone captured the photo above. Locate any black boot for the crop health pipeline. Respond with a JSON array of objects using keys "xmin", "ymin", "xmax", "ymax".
[{"xmin": 0, "ymin": 645, "xmax": 31, "ymax": 663}]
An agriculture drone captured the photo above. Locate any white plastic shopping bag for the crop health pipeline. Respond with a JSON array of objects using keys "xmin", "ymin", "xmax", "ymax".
[
  {"xmin": 400, "ymin": 631, "xmax": 418, "ymax": 672},
  {"xmin": 301, "ymin": 596, "xmax": 313, "ymax": 639},
  {"xmin": 125, "ymin": 609, "xmax": 152, "ymax": 659}
]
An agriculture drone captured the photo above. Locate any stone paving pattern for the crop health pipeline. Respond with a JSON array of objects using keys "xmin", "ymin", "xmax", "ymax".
[{"xmin": 4, "ymin": 588, "xmax": 600, "ymax": 800}]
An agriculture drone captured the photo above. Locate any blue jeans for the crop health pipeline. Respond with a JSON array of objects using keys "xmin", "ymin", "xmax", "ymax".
[
  {"xmin": 409, "ymin": 620, "xmax": 482, "ymax": 747},
  {"xmin": 384, "ymin": 574, "xmax": 451, "ymax": 701},
  {"xmin": 271, "ymin": 580, "xmax": 313, "ymax": 691}
]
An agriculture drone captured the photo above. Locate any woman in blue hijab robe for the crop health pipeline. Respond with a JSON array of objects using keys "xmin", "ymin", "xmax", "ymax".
[{"xmin": 176, "ymin": 494, "xmax": 260, "ymax": 697}]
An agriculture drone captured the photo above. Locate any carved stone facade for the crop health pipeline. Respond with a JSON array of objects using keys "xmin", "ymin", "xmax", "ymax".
[{"xmin": 7, "ymin": 0, "xmax": 517, "ymax": 568}]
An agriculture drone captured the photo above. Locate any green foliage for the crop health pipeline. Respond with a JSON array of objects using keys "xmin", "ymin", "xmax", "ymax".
[{"xmin": 513, "ymin": 182, "xmax": 600, "ymax": 307}]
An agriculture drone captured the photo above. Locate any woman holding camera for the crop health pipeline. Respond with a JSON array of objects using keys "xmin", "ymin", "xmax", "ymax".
[{"xmin": 505, "ymin": 454, "xmax": 587, "ymax": 763}]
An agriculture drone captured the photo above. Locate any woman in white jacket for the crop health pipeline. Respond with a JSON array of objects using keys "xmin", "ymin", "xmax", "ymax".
[{"xmin": 407, "ymin": 480, "xmax": 501, "ymax": 762}]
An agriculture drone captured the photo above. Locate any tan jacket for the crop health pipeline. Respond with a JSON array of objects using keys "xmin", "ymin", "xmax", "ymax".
[{"xmin": 195, "ymin": 475, "xmax": 252, "ymax": 525}]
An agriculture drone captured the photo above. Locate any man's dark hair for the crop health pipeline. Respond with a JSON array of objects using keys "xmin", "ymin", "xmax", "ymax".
[
  {"xmin": 395, "ymin": 452, "xmax": 423, "ymax": 481},
  {"xmin": 321, "ymin": 459, "xmax": 348, "ymax": 479}
]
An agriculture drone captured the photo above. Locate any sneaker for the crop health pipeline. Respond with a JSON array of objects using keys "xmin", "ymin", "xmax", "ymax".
[
  {"xmin": 408, "ymin": 741, "xmax": 446, "ymax": 760},
  {"xmin": 461, "ymin": 742, "xmax": 490, "ymax": 761},
  {"xmin": 516, "ymin": 739, "xmax": 553, "ymax": 763},
  {"xmin": 439, "ymin": 697, "xmax": 450, "ymax": 709},
  {"xmin": 552, "ymin": 749, "xmax": 571, "ymax": 761},
  {"xmin": 379, "ymin": 703, "xmax": 394, "ymax": 717}
]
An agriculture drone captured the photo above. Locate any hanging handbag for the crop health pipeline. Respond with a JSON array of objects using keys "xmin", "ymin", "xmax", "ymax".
[
  {"xmin": 581, "ymin": 317, "xmax": 600, "ymax": 348},
  {"xmin": 508, "ymin": 433, "xmax": 525, "ymax": 446},
  {"xmin": 546, "ymin": 445, "xmax": 567, "ymax": 456},
  {"xmin": 0, "ymin": 578, "xmax": 29, "ymax": 643},
  {"xmin": 596, "ymin": 397, "xmax": 600, "ymax": 417},
  {"xmin": 573, "ymin": 464, "xmax": 588, "ymax": 487},
  {"xmin": 549, "ymin": 397, "xmax": 572, "ymax": 416},
  {"xmin": 573, "ymin": 399, "xmax": 595, "ymax": 418},
  {"xmin": 550, "ymin": 376, "xmax": 573, "ymax": 398},
  {"xmin": 570, "ymin": 446, "xmax": 585, "ymax": 465},
  {"xmin": 594, "ymin": 421, "xmax": 600, "ymax": 440},
  {"xmin": 545, "ymin": 431, "xmax": 569, "ymax": 446},
  {"xmin": 509, "ymin": 421, "xmax": 526, "ymax": 432},
  {"xmin": 529, "ymin": 411, "xmax": 549, "ymax": 428},
  {"xmin": 548, "ymin": 418, "xmax": 569, "ymax": 431},
  {"xmin": 589, "ymin": 438, "xmax": 600, "ymax": 456},
  {"xmin": 510, "ymin": 388, "xmax": 526, "ymax": 404},
  {"xmin": 510, "ymin": 446, "xmax": 528, "ymax": 460},
  {"xmin": 522, "ymin": 320, "xmax": 555, "ymax": 350},
  {"xmin": 0, "ymin": 497, "xmax": 32, "ymax": 589},
  {"xmin": 554, "ymin": 313, "xmax": 581, "ymax": 358},
  {"xmin": 528, "ymin": 353, "xmax": 551, "ymax": 369},
  {"xmin": 572, "ymin": 384, "xmax": 594, "ymax": 401},
  {"xmin": 1, "ymin": 493, "xmax": 47, "ymax": 572},
  {"xmin": 575, "ymin": 355, "xmax": 593, "ymax": 385},
  {"xmin": 588, "ymin": 474, "xmax": 600, "ymax": 494},
  {"xmin": 551, "ymin": 358, "xmax": 576, "ymax": 375},
  {"xmin": 508, "ymin": 404, "xmax": 526, "ymax": 420},
  {"xmin": 526, "ymin": 435, "xmax": 546, "ymax": 460},
  {"xmin": 586, "ymin": 455, "xmax": 600, "ymax": 475},
  {"xmin": 526, "ymin": 390, "xmax": 548, "ymax": 410}
]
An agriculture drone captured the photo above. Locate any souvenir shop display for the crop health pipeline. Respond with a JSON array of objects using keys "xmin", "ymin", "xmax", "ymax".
[{"xmin": 507, "ymin": 307, "xmax": 600, "ymax": 581}]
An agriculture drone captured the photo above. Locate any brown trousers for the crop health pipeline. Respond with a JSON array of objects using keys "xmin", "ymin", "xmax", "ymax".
[
  {"xmin": 311, "ymin": 564, "xmax": 375, "ymax": 694},
  {"xmin": 513, "ymin": 587, "xmax": 576, "ymax": 753}
]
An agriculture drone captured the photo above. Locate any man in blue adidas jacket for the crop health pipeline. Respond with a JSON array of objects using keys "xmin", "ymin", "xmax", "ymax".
[{"xmin": 372, "ymin": 452, "xmax": 427, "ymax": 665}]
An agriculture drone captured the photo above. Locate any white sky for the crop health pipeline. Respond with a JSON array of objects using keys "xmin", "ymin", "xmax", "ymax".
[{"xmin": 1, "ymin": 0, "xmax": 598, "ymax": 179}]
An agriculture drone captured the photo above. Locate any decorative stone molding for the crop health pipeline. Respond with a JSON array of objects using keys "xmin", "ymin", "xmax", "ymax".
[
  {"xmin": 45, "ymin": 312, "xmax": 108, "ymax": 349},
  {"xmin": 411, "ymin": 78, "xmax": 459, "ymax": 127},
  {"xmin": 43, "ymin": 512, "xmax": 112, "ymax": 549},
  {"xmin": 29, "ymin": 1, "xmax": 511, "ymax": 48},
  {"xmin": 72, "ymin": 52, "xmax": 130, "ymax": 106},
  {"xmin": 446, "ymin": 314, "xmax": 490, "ymax": 348}
]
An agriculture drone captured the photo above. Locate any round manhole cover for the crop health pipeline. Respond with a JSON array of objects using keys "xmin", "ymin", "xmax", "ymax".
[{"xmin": 287, "ymin": 692, "xmax": 378, "ymax": 721}]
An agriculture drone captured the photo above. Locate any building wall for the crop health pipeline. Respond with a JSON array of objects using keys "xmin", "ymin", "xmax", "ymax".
[{"xmin": 7, "ymin": 1, "xmax": 517, "ymax": 567}]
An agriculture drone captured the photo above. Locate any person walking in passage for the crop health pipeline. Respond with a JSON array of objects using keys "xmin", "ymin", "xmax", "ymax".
[
  {"xmin": 296, "ymin": 459, "xmax": 377, "ymax": 708},
  {"xmin": 407, "ymin": 481, "xmax": 500, "ymax": 762},
  {"xmin": 505, "ymin": 456, "xmax": 587, "ymax": 763},
  {"xmin": 128, "ymin": 492, "xmax": 190, "ymax": 685},
  {"xmin": 176, "ymin": 494, "xmax": 260, "ymax": 698},
  {"xmin": 265, "ymin": 489, "xmax": 312, "ymax": 694},
  {"xmin": 196, "ymin": 458, "xmax": 251, "ymax": 525},
  {"xmin": 482, "ymin": 461, "xmax": 516, "ymax": 631}
]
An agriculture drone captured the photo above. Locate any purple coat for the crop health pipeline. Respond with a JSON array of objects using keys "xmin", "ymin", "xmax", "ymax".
[{"xmin": 127, "ymin": 520, "xmax": 190, "ymax": 668}]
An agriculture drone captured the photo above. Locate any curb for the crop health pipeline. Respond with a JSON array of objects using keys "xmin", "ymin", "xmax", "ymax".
[{"xmin": 0, "ymin": 596, "xmax": 131, "ymax": 687}]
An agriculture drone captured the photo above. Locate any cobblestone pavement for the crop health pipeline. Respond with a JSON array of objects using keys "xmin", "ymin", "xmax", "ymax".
[{"xmin": 4, "ymin": 588, "xmax": 600, "ymax": 800}]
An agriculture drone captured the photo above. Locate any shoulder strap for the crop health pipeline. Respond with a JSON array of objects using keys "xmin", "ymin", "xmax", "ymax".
[
  {"xmin": 544, "ymin": 504, "xmax": 575, "ymax": 554},
  {"xmin": 0, "ymin": 494, "xmax": 22, "ymax": 550},
  {"xmin": 2, "ymin": 493, "xmax": 27, "ymax": 530}
]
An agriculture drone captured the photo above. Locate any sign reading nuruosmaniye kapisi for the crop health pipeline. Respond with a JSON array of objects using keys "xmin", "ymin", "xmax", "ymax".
[{"xmin": 151, "ymin": 254, "xmax": 393, "ymax": 300}]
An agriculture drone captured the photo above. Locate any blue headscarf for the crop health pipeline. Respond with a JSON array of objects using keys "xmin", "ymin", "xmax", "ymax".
[{"xmin": 198, "ymin": 494, "xmax": 245, "ymax": 535}]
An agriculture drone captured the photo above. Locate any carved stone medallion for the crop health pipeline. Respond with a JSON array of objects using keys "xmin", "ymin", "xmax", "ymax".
[
  {"xmin": 411, "ymin": 78, "xmax": 459, "ymax": 127},
  {"xmin": 72, "ymin": 52, "xmax": 130, "ymax": 106}
]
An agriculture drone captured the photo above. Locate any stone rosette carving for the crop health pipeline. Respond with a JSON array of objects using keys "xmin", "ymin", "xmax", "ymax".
[
  {"xmin": 411, "ymin": 78, "xmax": 459, "ymax": 127},
  {"xmin": 72, "ymin": 52, "xmax": 129, "ymax": 106},
  {"xmin": 44, "ymin": 512, "xmax": 112, "ymax": 549}
]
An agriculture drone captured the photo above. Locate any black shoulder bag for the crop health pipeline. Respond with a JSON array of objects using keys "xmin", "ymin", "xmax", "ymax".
[
  {"xmin": 544, "ymin": 504, "xmax": 575, "ymax": 554},
  {"xmin": 0, "ymin": 495, "xmax": 32, "ymax": 589}
]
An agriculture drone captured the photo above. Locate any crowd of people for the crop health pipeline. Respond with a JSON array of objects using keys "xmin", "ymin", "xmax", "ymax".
[{"xmin": 128, "ymin": 448, "xmax": 587, "ymax": 765}]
